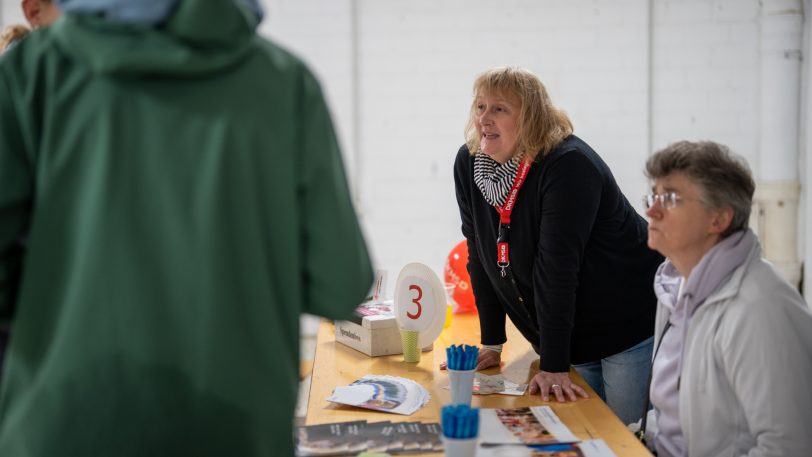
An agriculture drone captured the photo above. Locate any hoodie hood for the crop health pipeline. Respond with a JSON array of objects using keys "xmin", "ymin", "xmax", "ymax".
[{"xmin": 50, "ymin": 0, "xmax": 262, "ymax": 76}]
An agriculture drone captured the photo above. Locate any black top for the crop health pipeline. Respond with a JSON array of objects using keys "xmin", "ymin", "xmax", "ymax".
[{"xmin": 454, "ymin": 135, "xmax": 662, "ymax": 372}]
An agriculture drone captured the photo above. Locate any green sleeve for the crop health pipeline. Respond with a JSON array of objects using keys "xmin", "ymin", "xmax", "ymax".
[
  {"xmin": 0, "ymin": 69, "xmax": 32, "ymax": 322},
  {"xmin": 296, "ymin": 66, "xmax": 373, "ymax": 320}
]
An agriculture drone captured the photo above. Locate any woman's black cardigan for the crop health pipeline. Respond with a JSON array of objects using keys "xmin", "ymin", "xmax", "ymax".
[{"xmin": 453, "ymin": 135, "xmax": 663, "ymax": 372}]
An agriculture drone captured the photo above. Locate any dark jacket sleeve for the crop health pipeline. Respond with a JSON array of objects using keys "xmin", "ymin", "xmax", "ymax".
[
  {"xmin": 534, "ymin": 150, "xmax": 602, "ymax": 372},
  {"xmin": 296, "ymin": 66, "xmax": 373, "ymax": 319},
  {"xmin": 453, "ymin": 147, "xmax": 506, "ymax": 345},
  {"xmin": 0, "ymin": 69, "xmax": 31, "ymax": 323}
]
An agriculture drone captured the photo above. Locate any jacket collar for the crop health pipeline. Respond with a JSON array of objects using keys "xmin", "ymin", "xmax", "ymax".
[{"xmin": 694, "ymin": 237, "xmax": 761, "ymax": 308}]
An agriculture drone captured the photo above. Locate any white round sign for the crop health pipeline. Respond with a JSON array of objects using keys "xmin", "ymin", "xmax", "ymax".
[{"xmin": 394, "ymin": 263, "xmax": 446, "ymax": 348}]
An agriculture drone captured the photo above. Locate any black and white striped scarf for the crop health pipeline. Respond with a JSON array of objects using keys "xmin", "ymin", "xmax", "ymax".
[{"xmin": 473, "ymin": 152, "xmax": 523, "ymax": 207}]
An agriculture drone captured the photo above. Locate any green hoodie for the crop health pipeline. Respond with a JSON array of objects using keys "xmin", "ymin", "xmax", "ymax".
[{"xmin": 0, "ymin": 2, "xmax": 372, "ymax": 456}]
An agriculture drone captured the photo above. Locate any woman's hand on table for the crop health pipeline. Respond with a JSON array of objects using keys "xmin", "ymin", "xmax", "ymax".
[
  {"xmin": 439, "ymin": 348, "xmax": 501, "ymax": 370},
  {"xmin": 528, "ymin": 371, "xmax": 588, "ymax": 402}
]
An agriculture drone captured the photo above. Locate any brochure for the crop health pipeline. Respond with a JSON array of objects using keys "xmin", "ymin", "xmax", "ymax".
[
  {"xmin": 476, "ymin": 439, "xmax": 618, "ymax": 457},
  {"xmin": 364, "ymin": 421, "xmax": 394, "ymax": 453},
  {"xmin": 479, "ymin": 406, "xmax": 579, "ymax": 445},
  {"xmin": 327, "ymin": 375, "xmax": 430, "ymax": 416},
  {"xmin": 294, "ymin": 420, "xmax": 366, "ymax": 456},
  {"xmin": 443, "ymin": 373, "xmax": 528, "ymax": 396},
  {"xmin": 295, "ymin": 420, "xmax": 441, "ymax": 456}
]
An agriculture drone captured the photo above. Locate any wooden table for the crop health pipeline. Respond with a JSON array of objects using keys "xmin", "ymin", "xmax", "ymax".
[{"xmin": 305, "ymin": 314, "xmax": 651, "ymax": 456}]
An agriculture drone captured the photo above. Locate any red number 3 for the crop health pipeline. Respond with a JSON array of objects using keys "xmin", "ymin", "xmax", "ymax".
[{"xmin": 407, "ymin": 284, "xmax": 422, "ymax": 319}]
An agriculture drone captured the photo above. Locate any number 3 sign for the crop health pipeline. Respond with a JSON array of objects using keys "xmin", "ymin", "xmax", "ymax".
[{"xmin": 394, "ymin": 263, "xmax": 446, "ymax": 349}]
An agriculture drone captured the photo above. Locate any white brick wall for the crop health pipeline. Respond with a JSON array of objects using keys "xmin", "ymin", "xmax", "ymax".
[
  {"xmin": 243, "ymin": 0, "xmax": 808, "ymax": 297},
  {"xmin": 259, "ymin": 0, "xmax": 654, "ymax": 292},
  {"xmin": 652, "ymin": 0, "xmax": 761, "ymax": 174},
  {"xmin": 1, "ymin": 0, "xmax": 807, "ymax": 297},
  {"xmin": 1, "ymin": 1, "xmax": 26, "ymax": 28}
]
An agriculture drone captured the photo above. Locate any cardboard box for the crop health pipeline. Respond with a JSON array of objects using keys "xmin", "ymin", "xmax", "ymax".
[{"xmin": 335, "ymin": 300, "xmax": 433, "ymax": 357}]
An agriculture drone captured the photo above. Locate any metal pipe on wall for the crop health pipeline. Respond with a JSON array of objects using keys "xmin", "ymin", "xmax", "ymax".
[
  {"xmin": 756, "ymin": 0, "xmax": 804, "ymax": 288},
  {"xmin": 804, "ymin": 0, "xmax": 812, "ymax": 299},
  {"xmin": 350, "ymin": 0, "xmax": 362, "ymax": 209},
  {"xmin": 646, "ymin": 0, "xmax": 654, "ymax": 157}
]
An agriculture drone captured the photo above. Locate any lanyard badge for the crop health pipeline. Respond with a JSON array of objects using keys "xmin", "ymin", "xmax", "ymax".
[{"xmin": 495, "ymin": 160, "xmax": 531, "ymax": 277}]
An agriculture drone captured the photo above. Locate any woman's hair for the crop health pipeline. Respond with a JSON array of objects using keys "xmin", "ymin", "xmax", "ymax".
[
  {"xmin": 645, "ymin": 140, "xmax": 756, "ymax": 237},
  {"xmin": 464, "ymin": 67, "xmax": 573, "ymax": 161},
  {"xmin": 1, "ymin": 25, "xmax": 30, "ymax": 53}
]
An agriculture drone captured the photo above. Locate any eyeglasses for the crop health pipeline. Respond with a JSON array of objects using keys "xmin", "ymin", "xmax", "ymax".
[{"xmin": 642, "ymin": 192, "xmax": 684, "ymax": 210}]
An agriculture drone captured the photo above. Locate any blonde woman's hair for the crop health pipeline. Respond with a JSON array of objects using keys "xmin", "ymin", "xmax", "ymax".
[
  {"xmin": 1, "ymin": 25, "xmax": 30, "ymax": 53},
  {"xmin": 464, "ymin": 67, "xmax": 573, "ymax": 161}
]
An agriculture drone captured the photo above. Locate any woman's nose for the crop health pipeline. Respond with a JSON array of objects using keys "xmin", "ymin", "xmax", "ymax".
[{"xmin": 645, "ymin": 203, "xmax": 662, "ymax": 219}]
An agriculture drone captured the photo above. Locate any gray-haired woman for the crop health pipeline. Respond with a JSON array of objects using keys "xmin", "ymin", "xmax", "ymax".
[{"xmin": 642, "ymin": 141, "xmax": 812, "ymax": 457}]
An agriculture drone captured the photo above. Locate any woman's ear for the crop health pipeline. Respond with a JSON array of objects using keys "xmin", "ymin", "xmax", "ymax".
[{"xmin": 709, "ymin": 208, "xmax": 734, "ymax": 235}]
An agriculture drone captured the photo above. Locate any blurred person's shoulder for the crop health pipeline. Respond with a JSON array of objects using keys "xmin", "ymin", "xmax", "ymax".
[
  {"xmin": 1, "ymin": 22, "xmax": 63, "ymax": 76},
  {"xmin": 251, "ymin": 36, "xmax": 323, "ymax": 90},
  {"xmin": 0, "ymin": 24, "xmax": 63, "ymax": 104}
]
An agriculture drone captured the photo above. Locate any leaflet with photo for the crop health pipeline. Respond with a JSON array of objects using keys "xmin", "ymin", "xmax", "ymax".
[
  {"xmin": 294, "ymin": 420, "xmax": 366, "ymax": 456},
  {"xmin": 476, "ymin": 439, "xmax": 618, "ymax": 457},
  {"xmin": 420, "ymin": 422, "xmax": 444, "ymax": 452},
  {"xmin": 443, "ymin": 373, "xmax": 528, "ymax": 396},
  {"xmin": 327, "ymin": 375, "xmax": 430, "ymax": 416},
  {"xmin": 479, "ymin": 406, "xmax": 578, "ymax": 445},
  {"xmin": 364, "ymin": 421, "xmax": 395, "ymax": 453},
  {"xmin": 294, "ymin": 420, "xmax": 442, "ymax": 456}
]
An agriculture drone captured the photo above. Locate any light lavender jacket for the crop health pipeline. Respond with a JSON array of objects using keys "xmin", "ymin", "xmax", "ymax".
[{"xmin": 652, "ymin": 239, "xmax": 812, "ymax": 457}]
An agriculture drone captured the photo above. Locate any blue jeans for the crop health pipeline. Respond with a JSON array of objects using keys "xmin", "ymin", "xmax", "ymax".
[{"xmin": 572, "ymin": 336, "xmax": 653, "ymax": 425}]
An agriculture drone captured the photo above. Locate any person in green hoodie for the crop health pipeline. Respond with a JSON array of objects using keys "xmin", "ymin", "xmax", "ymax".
[{"xmin": 0, "ymin": 1, "xmax": 373, "ymax": 456}]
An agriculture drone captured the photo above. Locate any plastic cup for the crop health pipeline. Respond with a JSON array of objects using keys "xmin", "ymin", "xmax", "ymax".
[
  {"xmin": 448, "ymin": 368, "xmax": 476, "ymax": 406},
  {"xmin": 441, "ymin": 436, "xmax": 478, "ymax": 457},
  {"xmin": 399, "ymin": 328, "xmax": 421, "ymax": 363},
  {"xmin": 444, "ymin": 283, "xmax": 456, "ymax": 329}
]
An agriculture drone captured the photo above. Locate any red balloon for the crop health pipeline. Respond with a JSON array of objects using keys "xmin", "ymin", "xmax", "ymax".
[{"xmin": 444, "ymin": 240, "xmax": 477, "ymax": 314}]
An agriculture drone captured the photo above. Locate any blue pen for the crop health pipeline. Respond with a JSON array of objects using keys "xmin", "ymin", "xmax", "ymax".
[
  {"xmin": 528, "ymin": 444, "xmax": 574, "ymax": 451},
  {"xmin": 456, "ymin": 347, "xmax": 462, "ymax": 370},
  {"xmin": 457, "ymin": 346, "xmax": 462, "ymax": 369},
  {"xmin": 457, "ymin": 408, "xmax": 465, "ymax": 438}
]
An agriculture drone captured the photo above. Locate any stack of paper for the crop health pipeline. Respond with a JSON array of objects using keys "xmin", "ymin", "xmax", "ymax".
[
  {"xmin": 480, "ymin": 406, "xmax": 578, "ymax": 445},
  {"xmin": 477, "ymin": 439, "xmax": 618, "ymax": 457},
  {"xmin": 443, "ymin": 373, "xmax": 528, "ymax": 396},
  {"xmin": 298, "ymin": 405, "xmax": 619, "ymax": 456},
  {"xmin": 295, "ymin": 420, "xmax": 442, "ymax": 456},
  {"xmin": 477, "ymin": 406, "xmax": 617, "ymax": 457},
  {"xmin": 327, "ymin": 375, "xmax": 430, "ymax": 416}
]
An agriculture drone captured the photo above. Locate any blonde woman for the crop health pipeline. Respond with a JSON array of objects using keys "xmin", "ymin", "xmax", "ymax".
[{"xmin": 452, "ymin": 67, "xmax": 662, "ymax": 424}]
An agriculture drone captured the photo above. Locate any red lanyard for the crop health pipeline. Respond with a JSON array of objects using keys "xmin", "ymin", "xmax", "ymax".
[{"xmin": 495, "ymin": 160, "xmax": 531, "ymax": 277}]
